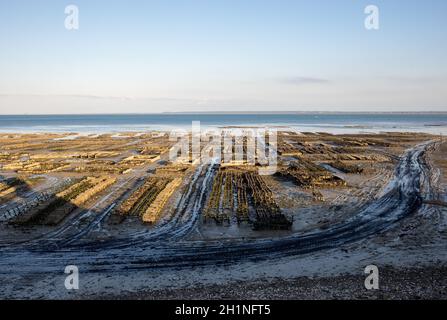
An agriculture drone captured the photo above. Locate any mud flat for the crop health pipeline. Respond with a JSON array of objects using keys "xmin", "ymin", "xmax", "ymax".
[{"xmin": 0, "ymin": 131, "xmax": 446, "ymax": 299}]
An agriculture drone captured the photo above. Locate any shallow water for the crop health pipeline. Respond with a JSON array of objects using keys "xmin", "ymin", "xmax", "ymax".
[{"xmin": 0, "ymin": 113, "xmax": 446, "ymax": 134}]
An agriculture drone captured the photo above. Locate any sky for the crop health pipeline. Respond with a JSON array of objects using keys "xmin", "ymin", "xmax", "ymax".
[{"xmin": 0, "ymin": 0, "xmax": 447, "ymax": 114}]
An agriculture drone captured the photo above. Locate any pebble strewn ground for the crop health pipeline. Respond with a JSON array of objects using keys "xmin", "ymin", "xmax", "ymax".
[{"xmin": 101, "ymin": 266, "xmax": 447, "ymax": 300}]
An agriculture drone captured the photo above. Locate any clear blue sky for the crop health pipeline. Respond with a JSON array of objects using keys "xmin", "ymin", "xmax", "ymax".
[{"xmin": 0, "ymin": 0, "xmax": 446, "ymax": 114}]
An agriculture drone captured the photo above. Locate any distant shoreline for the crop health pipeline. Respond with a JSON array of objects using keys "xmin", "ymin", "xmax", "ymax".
[
  {"xmin": 1, "ymin": 111, "xmax": 447, "ymax": 116},
  {"xmin": 1, "ymin": 113, "xmax": 446, "ymax": 135},
  {"xmin": 163, "ymin": 111, "xmax": 447, "ymax": 115}
]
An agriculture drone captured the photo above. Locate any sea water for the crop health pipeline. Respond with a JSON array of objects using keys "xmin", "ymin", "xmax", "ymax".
[{"xmin": 0, "ymin": 113, "xmax": 446, "ymax": 135}]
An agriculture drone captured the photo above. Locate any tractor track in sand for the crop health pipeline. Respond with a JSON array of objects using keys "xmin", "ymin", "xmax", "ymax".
[{"xmin": 0, "ymin": 141, "xmax": 437, "ymax": 275}]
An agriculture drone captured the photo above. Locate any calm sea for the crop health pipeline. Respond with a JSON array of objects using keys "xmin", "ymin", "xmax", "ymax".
[{"xmin": 0, "ymin": 113, "xmax": 446, "ymax": 134}]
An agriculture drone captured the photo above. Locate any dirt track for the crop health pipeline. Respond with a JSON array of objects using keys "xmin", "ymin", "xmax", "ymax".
[{"xmin": 0, "ymin": 141, "xmax": 436, "ymax": 275}]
